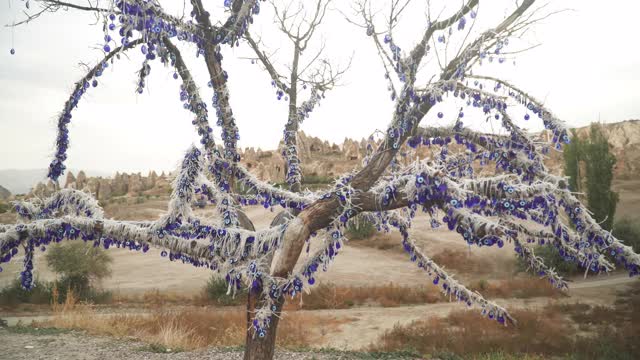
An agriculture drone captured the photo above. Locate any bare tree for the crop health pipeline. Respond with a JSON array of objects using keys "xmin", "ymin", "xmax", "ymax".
[{"xmin": 1, "ymin": 1, "xmax": 639, "ymax": 359}]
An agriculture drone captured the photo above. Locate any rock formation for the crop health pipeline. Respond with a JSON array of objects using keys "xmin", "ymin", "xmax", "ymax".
[{"xmin": 23, "ymin": 120, "xmax": 639, "ymax": 198}]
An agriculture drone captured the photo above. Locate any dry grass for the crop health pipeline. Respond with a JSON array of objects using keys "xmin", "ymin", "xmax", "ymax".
[
  {"xmin": 372, "ymin": 307, "xmax": 571, "ymax": 357},
  {"xmin": 68, "ymin": 278, "xmax": 557, "ymax": 313},
  {"xmin": 432, "ymin": 249, "xmax": 495, "ymax": 275},
  {"xmin": 350, "ymin": 232, "xmax": 403, "ymax": 252},
  {"xmin": 371, "ymin": 283, "xmax": 640, "ymax": 359},
  {"xmin": 285, "ymin": 283, "xmax": 441, "ymax": 310},
  {"xmin": 111, "ymin": 289, "xmax": 198, "ymax": 308},
  {"xmin": 36, "ymin": 305, "xmax": 339, "ymax": 351},
  {"xmin": 469, "ymin": 278, "xmax": 561, "ymax": 299}
]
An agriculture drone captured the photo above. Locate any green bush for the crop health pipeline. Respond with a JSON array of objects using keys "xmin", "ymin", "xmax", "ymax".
[
  {"xmin": 613, "ymin": 218, "xmax": 640, "ymax": 253},
  {"xmin": 0, "ymin": 276, "xmax": 111, "ymax": 306},
  {"xmin": 346, "ymin": 216, "xmax": 376, "ymax": 240},
  {"xmin": 46, "ymin": 242, "xmax": 112, "ymax": 281},
  {"xmin": 204, "ymin": 275, "xmax": 247, "ymax": 306},
  {"xmin": 45, "ymin": 241, "xmax": 113, "ymax": 303},
  {"xmin": 517, "ymin": 245, "xmax": 580, "ymax": 277},
  {"xmin": 54, "ymin": 275, "xmax": 112, "ymax": 304},
  {"xmin": 0, "ymin": 279, "xmax": 53, "ymax": 306}
]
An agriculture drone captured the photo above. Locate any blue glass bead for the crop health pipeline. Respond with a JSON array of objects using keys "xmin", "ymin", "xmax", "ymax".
[
  {"xmin": 10, "ymin": 48, "xmax": 15, "ymax": 55},
  {"xmin": 524, "ymin": 114, "xmax": 530, "ymax": 121},
  {"xmin": 92, "ymin": 79, "xmax": 98, "ymax": 87},
  {"xmin": 103, "ymin": 44, "xmax": 111, "ymax": 52},
  {"xmin": 438, "ymin": 112, "xmax": 443, "ymax": 118}
]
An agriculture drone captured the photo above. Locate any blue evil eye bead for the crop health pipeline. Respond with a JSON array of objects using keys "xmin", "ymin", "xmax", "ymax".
[
  {"xmin": 458, "ymin": 17, "xmax": 466, "ymax": 31},
  {"xmin": 437, "ymin": 112, "xmax": 444, "ymax": 118},
  {"xmin": 458, "ymin": 111, "xmax": 464, "ymax": 118},
  {"xmin": 103, "ymin": 44, "xmax": 111, "ymax": 52},
  {"xmin": 92, "ymin": 79, "xmax": 98, "ymax": 87},
  {"xmin": 524, "ymin": 114, "xmax": 530, "ymax": 121},
  {"xmin": 450, "ymin": 199, "xmax": 458, "ymax": 206},
  {"xmin": 308, "ymin": 277, "xmax": 315, "ymax": 285},
  {"xmin": 109, "ymin": 13, "xmax": 116, "ymax": 21},
  {"xmin": 497, "ymin": 240, "xmax": 504, "ymax": 248},
  {"xmin": 161, "ymin": 250, "xmax": 168, "ymax": 257},
  {"xmin": 438, "ymin": 35, "xmax": 445, "ymax": 43},
  {"xmin": 173, "ymin": 72, "xmax": 179, "ymax": 80},
  {"xmin": 10, "ymin": 48, "xmax": 15, "ymax": 55},
  {"xmin": 433, "ymin": 276, "xmax": 439, "ymax": 285},
  {"xmin": 108, "ymin": 23, "xmax": 116, "ymax": 31},
  {"xmin": 416, "ymin": 175, "xmax": 425, "ymax": 185},
  {"xmin": 384, "ymin": 34, "xmax": 392, "ymax": 43}
]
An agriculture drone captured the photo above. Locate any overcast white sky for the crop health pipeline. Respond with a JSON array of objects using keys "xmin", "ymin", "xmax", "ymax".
[{"xmin": 0, "ymin": 0, "xmax": 639, "ymax": 175}]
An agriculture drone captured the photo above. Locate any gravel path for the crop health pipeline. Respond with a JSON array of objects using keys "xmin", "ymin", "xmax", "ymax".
[{"xmin": 0, "ymin": 328, "xmax": 397, "ymax": 360}]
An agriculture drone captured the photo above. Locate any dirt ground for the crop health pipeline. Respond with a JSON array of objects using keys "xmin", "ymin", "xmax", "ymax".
[{"xmin": 0, "ymin": 328, "xmax": 363, "ymax": 360}]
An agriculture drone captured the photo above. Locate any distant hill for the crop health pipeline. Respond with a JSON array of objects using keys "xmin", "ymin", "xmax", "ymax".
[
  {"xmin": 0, "ymin": 169, "xmax": 111, "ymax": 195},
  {"xmin": 0, "ymin": 184, "xmax": 10, "ymax": 201}
]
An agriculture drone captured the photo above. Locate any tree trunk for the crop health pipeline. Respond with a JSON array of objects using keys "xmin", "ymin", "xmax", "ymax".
[{"xmin": 243, "ymin": 291, "xmax": 285, "ymax": 360}]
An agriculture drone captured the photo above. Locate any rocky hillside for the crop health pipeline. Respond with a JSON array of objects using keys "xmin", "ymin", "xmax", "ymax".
[
  {"xmin": 244, "ymin": 120, "xmax": 640, "ymax": 183},
  {"xmin": 19, "ymin": 120, "xmax": 639, "ymax": 200},
  {"xmin": 29, "ymin": 171, "xmax": 172, "ymax": 200}
]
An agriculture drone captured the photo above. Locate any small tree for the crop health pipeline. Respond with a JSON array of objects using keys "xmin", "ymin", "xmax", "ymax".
[
  {"xmin": 1, "ymin": 1, "xmax": 639, "ymax": 360},
  {"xmin": 46, "ymin": 242, "xmax": 113, "ymax": 299},
  {"xmin": 563, "ymin": 129, "xmax": 582, "ymax": 193},
  {"xmin": 584, "ymin": 124, "xmax": 618, "ymax": 231},
  {"xmin": 613, "ymin": 218, "xmax": 640, "ymax": 253}
]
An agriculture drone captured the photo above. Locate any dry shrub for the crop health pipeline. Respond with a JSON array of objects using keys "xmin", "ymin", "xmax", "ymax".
[
  {"xmin": 372, "ymin": 307, "xmax": 572, "ymax": 357},
  {"xmin": 111, "ymin": 290, "xmax": 196, "ymax": 308},
  {"xmin": 51, "ymin": 283, "xmax": 78, "ymax": 313},
  {"xmin": 432, "ymin": 249, "xmax": 494, "ymax": 275},
  {"xmin": 351, "ymin": 233, "xmax": 403, "ymax": 252},
  {"xmin": 36, "ymin": 306, "xmax": 332, "ymax": 350},
  {"xmin": 470, "ymin": 278, "xmax": 560, "ymax": 299},
  {"xmin": 285, "ymin": 283, "xmax": 440, "ymax": 310},
  {"xmin": 373, "ymin": 284, "xmax": 640, "ymax": 359}
]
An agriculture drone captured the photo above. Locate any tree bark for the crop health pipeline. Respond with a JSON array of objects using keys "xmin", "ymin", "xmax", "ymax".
[
  {"xmin": 242, "ymin": 211, "xmax": 294, "ymax": 360},
  {"xmin": 243, "ymin": 292, "xmax": 285, "ymax": 360}
]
